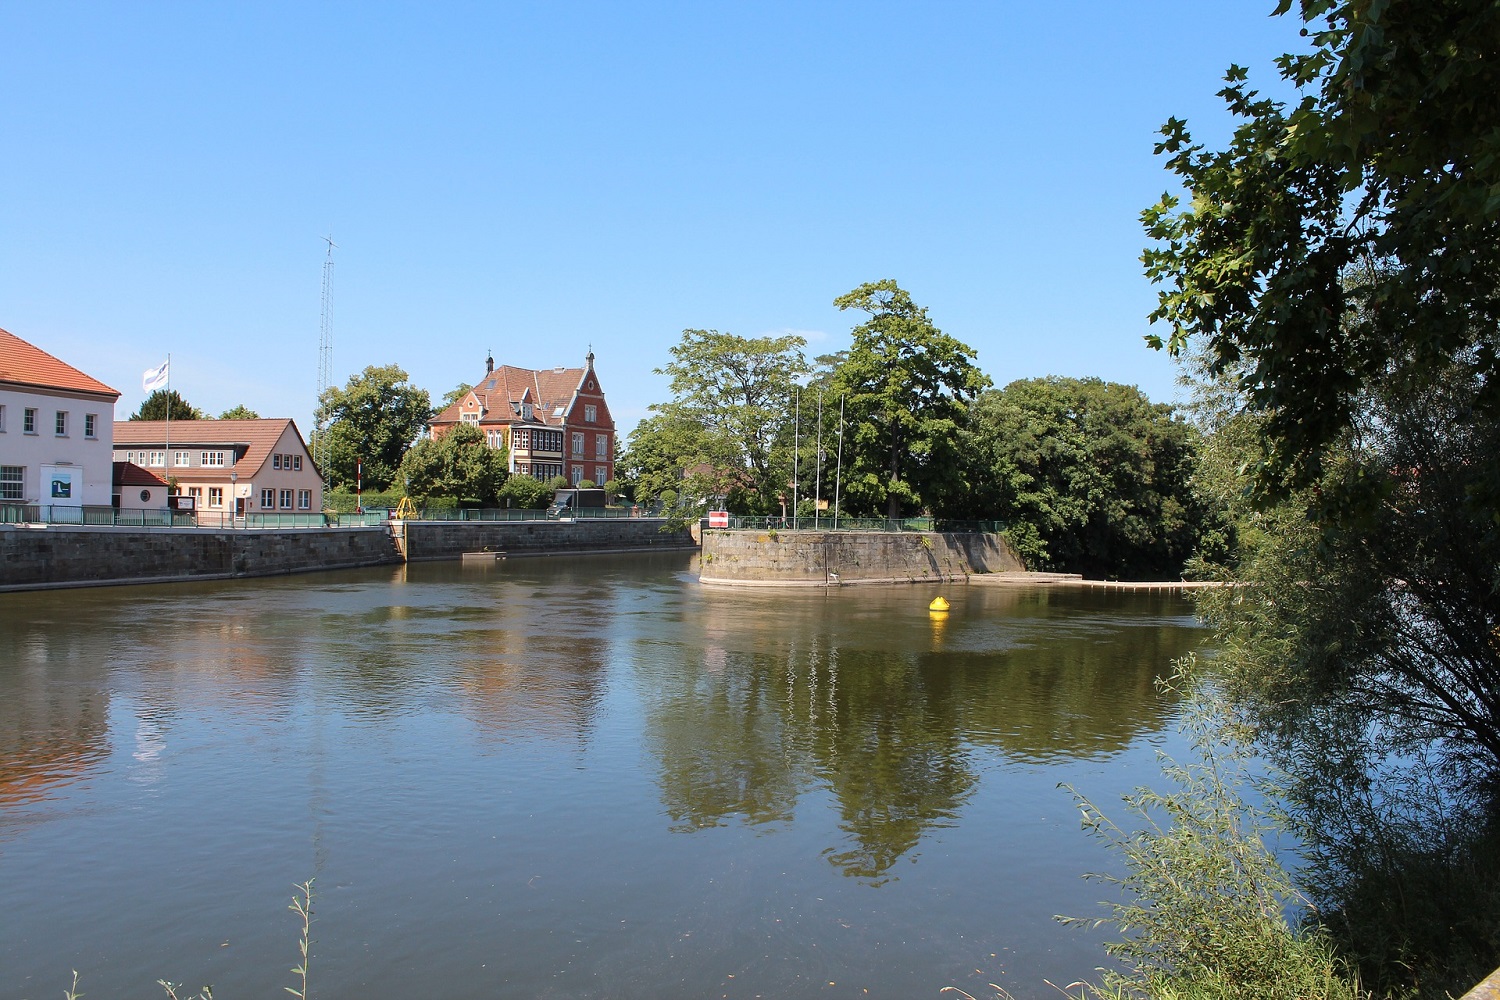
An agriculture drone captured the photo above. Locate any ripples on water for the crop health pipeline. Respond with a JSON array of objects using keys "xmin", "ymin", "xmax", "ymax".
[{"xmin": 0, "ymin": 553, "xmax": 1204, "ymax": 1000}]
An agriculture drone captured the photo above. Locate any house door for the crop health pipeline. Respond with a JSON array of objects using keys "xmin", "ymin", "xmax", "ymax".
[{"xmin": 235, "ymin": 497, "xmax": 245, "ymax": 517}]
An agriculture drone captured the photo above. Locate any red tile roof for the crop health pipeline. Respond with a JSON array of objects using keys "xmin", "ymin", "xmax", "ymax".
[
  {"xmin": 431, "ymin": 363, "xmax": 590, "ymax": 429},
  {"xmin": 113, "ymin": 418, "xmax": 315, "ymax": 479},
  {"xmin": 0, "ymin": 327, "xmax": 120, "ymax": 398},
  {"xmin": 112, "ymin": 461, "xmax": 168, "ymax": 488}
]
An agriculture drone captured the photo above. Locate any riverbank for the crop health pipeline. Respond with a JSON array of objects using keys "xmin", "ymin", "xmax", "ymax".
[{"xmin": 0, "ymin": 518, "xmax": 697, "ymax": 591}]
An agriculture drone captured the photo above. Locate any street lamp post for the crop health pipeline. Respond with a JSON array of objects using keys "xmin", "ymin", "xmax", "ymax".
[{"xmin": 229, "ymin": 471, "xmax": 238, "ymax": 528}]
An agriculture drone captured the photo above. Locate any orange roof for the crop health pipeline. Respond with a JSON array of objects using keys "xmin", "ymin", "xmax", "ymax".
[
  {"xmin": 0, "ymin": 327, "xmax": 120, "ymax": 398},
  {"xmin": 431, "ymin": 362, "xmax": 591, "ymax": 429},
  {"xmin": 112, "ymin": 461, "xmax": 168, "ymax": 488},
  {"xmin": 113, "ymin": 418, "xmax": 315, "ymax": 479}
]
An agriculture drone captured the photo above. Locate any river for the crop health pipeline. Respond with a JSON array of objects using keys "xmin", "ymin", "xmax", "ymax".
[{"xmin": 0, "ymin": 551, "xmax": 1204, "ymax": 1000}]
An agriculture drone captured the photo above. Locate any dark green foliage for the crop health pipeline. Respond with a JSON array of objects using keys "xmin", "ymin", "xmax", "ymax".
[
  {"xmin": 498, "ymin": 474, "xmax": 553, "ymax": 509},
  {"xmin": 314, "ymin": 364, "xmax": 432, "ymax": 491},
  {"xmin": 396, "ymin": 423, "xmax": 507, "ymax": 505},
  {"xmin": 955, "ymin": 377, "xmax": 1204, "ymax": 579},
  {"xmin": 217, "ymin": 404, "xmax": 259, "ymax": 420},
  {"xmin": 830, "ymin": 280, "xmax": 989, "ymax": 518},
  {"xmin": 131, "ymin": 390, "xmax": 201, "ymax": 421}
]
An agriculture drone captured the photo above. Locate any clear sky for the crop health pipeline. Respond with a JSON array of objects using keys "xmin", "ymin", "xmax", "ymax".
[{"xmin": 1, "ymin": 2, "xmax": 1307, "ymax": 438}]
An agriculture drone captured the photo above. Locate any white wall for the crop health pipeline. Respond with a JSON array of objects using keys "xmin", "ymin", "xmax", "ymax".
[{"xmin": 0, "ymin": 386, "xmax": 116, "ymax": 506}]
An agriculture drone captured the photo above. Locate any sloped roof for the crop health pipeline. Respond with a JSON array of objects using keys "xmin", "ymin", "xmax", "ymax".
[
  {"xmin": 112, "ymin": 461, "xmax": 168, "ymax": 488},
  {"xmin": 0, "ymin": 327, "xmax": 120, "ymax": 398},
  {"xmin": 113, "ymin": 418, "xmax": 314, "ymax": 479},
  {"xmin": 431, "ymin": 363, "xmax": 588, "ymax": 428}
]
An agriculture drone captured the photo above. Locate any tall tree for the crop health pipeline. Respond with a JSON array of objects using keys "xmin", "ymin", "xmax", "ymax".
[
  {"xmin": 218, "ymin": 404, "xmax": 260, "ymax": 420},
  {"xmin": 831, "ymin": 280, "xmax": 989, "ymax": 518},
  {"xmin": 397, "ymin": 423, "xmax": 507, "ymax": 504},
  {"xmin": 314, "ymin": 364, "xmax": 432, "ymax": 491},
  {"xmin": 131, "ymin": 390, "xmax": 202, "ymax": 421},
  {"xmin": 1143, "ymin": 3, "xmax": 1500, "ymax": 991},
  {"xmin": 640, "ymin": 329, "xmax": 810, "ymax": 513},
  {"xmin": 956, "ymin": 378, "xmax": 1204, "ymax": 579}
]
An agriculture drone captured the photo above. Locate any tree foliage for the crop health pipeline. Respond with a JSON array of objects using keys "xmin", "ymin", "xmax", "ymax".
[
  {"xmin": 830, "ymin": 280, "xmax": 989, "ymax": 518},
  {"xmin": 1142, "ymin": 0, "xmax": 1500, "ymax": 498},
  {"xmin": 955, "ymin": 377, "xmax": 1205, "ymax": 578},
  {"xmin": 218, "ymin": 404, "xmax": 260, "ymax": 420},
  {"xmin": 396, "ymin": 423, "xmax": 507, "ymax": 504},
  {"xmin": 131, "ymin": 390, "xmax": 202, "ymax": 421},
  {"xmin": 634, "ymin": 329, "xmax": 809, "ymax": 514},
  {"xmin": 314, "ymin": 364, "xmax": 431, "ymax": 492}
]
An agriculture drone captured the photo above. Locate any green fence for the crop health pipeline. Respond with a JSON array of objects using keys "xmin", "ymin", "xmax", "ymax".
[{"xmin": 703, "ymin": 515, "xmax": 1005, "ymax": 534}]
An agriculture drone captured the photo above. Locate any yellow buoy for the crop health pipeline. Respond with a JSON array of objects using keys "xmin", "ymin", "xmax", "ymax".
[{"xmin": 929, "ymin": 596, "xmax": 950, "ymax": 612}]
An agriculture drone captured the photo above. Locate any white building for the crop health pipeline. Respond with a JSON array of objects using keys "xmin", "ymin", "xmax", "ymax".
[{"xmin": 0, "ymin": 327, "xmax": 121, "ymax": 510}]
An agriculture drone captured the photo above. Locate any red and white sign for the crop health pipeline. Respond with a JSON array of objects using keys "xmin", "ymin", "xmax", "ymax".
[{"xmin": 708, "ymin": 510, "xmax": 729, "ymax": 528}]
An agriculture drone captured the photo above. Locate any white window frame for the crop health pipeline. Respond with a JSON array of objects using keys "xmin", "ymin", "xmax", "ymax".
[
  {"xmin": 85, "ymin": 413, "xmax": 97, "ymax": 439},
  {"xmin": 595, "ymin": 434, "xmax": 608, "ymax": 458},
  {"xmin": 55, "ymin": 411, "xmax": 67, "ymax": 436},
  {"xmin": 260, "ymin": 488, "xmax": 275, "ymax": 508},
  {"xmin": 297, "ymin": 489, "xmax": 312, "ymax": 510},
  {"xmin": 571, "ymin": 466, "xmax": 583, "ymax": 485},
  {"xmin": 273, "ymin": 454, "xmax": 282, "ymax": 470},
  {"xmin": 150, "ymin": 452, "xmax": 165, "ymax": 467},
  {"xmin": 23, "ymin": 408, "xmax": 36, "ymax": 434},
  {"xmin": 584, "ymin": 404, "xmax": 596, "ymax": 423},
  {"xmin": 0, "ymin": 465, "xmax": 23, "ymax": 501},
  {"xmin": 293, "ymin": 455, "xmax": 302, "ymax": 471},
  {"xmin": 209, "ymin": 487, "xmax": 224, "ymax": 508},
  {"xmin": 0, "ymin": 404, "xmax": 6, "ymax": 432},
  {"xmin": 571, "ymin": 432, "xmax": 584, "ymax": 456},
  {"xmin": 174, "ymin": 451, "xmax": 190, "ymax": 467},
  {"xmin": 596, "ymin": 465, "xmax": 608, "ymax": 484}
]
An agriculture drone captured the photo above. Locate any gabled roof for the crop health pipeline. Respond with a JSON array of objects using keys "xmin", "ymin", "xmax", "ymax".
[
  {"xmin": 112, "ymin": 461, "xmax": 168, "ymax": 488},
  {"xmin": 430, "ymin": 359, "xmax": 597, "ymax": 429},
  {"xmin": 113, "ymin": 418, "xmax": 315, "ymax": 480},
  {"xmin": 0, "ymin": 327, "xmax": 120, "ymax": 399}
]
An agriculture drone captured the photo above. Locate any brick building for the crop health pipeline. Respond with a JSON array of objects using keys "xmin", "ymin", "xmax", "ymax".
[{"xmin": 428, "ymin": 352, "xmax": 615, "ymax": 487}]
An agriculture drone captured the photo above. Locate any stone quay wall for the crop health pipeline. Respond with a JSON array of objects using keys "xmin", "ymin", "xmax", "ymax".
[
  {"xmin": 697, "ymin": 529, "xmax": 1024, "ymax": 586},
  {"xmin": 0, "ymin": 524, "xmax": 402, "ymax": 591},
  {"xmin": 394, "ymin": 517, "xmax": 696, "ymax": 561}
]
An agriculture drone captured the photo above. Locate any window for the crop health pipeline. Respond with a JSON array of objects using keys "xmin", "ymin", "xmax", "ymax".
[
  {"xmin": 85, "ymin": 414, "xmax": 97, "ymax": 439},
  {"xmin": 293, "ymin": 455, "xmax": 302, "ymax": 471},
  {"xmin": 584, "ymin": 404, "xmax": 597, "ymax": 423},
  {"xmin": 571, "ymin": 466, "xmax": 583, "ymax": 485},
  {"xmin": 273, "ymin": 454, "xmax": 282, "ymax": 470},
  {"xmin": 23, "ymin": 408, "xmax": 36, "ymax": 434},
  {"xmin": 279, "ymin": 489, "xmax": 294, "ymax": 509},
  {"xmin": 571, "ymin": 432, "xmax": 584, "ymax": 456},
  {"xmin": 260, "ymin": 488, "xmax": 275, "ymax": 508},
  {"xmin": 0, "ymin": 404, "xmax": 6, "ymax": 432},
  {"xmin": 174, "ymin": 451, "xmax": 190, "ymax": 467},
  {"xmin": 461, "ymin": 411, "xmax": 479, "ymax": 424},
  {"xmin": 150, "ymin": 452, "xmax": 165, "ymax": 467},
  {"xmin": 515, "ymin": 429, "xmax": 530, "ymax": 449},
  {"xmin": 209, "ymin": 487, "xmax": 224, "ymax": 508},
  {"xmin": 0, "ymin": 466, "xmax": 23, "ymax": 501},
  {"xmin": 297, "ymin": 489, "xmax": 311, "ymax": 510},
  {"xmin": 595, "ymin": 434, "xmax": 608, "ymax": 459},
  {"xmin": 596, "ymin": 465, "xmax": 608, "ymax": 484},
  {"xmin": 55, "ymin": 411, "xmax": 67, "ymax": 436},
  {"xmin": 187, "ymin": 486, "xmax": 204, "ymax": 502},
  {"xmin": 201, "ymin": 451, "xmax": 225, "ymax": 467}
]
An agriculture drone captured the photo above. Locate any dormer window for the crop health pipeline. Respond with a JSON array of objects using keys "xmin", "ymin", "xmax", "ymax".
[{"xmin": 522, "ymin": 403, "xmax": 533, "ymax": 421}]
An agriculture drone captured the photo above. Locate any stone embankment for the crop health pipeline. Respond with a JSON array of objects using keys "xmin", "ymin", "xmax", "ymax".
[
  {"xmin": 697, "ymin": 529, "xmax": 1024, "ymax": 586},
  {"xmin": 0, "ymin": 518, "xmax": 697, "ymax": 591},
  {"xmin": 392, "ymin": 518, "xmax": 695, "ymax": 561},
  {"xmin": 0, "ymin": 524, "xmax": 401, "ymax": 591}
]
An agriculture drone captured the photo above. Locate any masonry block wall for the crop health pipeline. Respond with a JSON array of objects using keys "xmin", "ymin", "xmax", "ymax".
[
  {"xmin": 697, "ymin": 530, "xmax": 1024, "ymax": 585},
  {"xmin": 394, "ymin": 518, "xmax": 696, "ymax": 561}
]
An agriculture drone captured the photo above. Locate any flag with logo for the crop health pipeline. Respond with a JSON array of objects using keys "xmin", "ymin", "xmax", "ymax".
[{"xmin": 142, "ymin": 360, "xmax": 169, "ymax": 392}]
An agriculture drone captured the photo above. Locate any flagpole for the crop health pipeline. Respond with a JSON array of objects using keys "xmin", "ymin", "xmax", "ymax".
[
  {"xmin": 834, "ymin": 394, "xmax": 844, "ymax": 530},
  {"xmin": 164, "ymin": 352, "xmax": 171, "ymax": 501}
]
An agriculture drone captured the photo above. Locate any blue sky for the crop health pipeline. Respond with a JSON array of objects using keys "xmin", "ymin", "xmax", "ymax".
[{"xmin": 1, "ymin": 2, "xmax": 1306, "ymax": 438}]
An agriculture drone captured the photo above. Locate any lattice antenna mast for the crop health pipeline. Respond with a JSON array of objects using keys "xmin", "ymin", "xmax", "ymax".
[{"xmin": 315, "ymin": 235, "xmax": 336, "ymax": 491}]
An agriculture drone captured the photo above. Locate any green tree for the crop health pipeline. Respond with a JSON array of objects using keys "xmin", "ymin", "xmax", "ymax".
[
  {"xmin": 498, "ymin": 473, "xmax": 553, "ymax": 509},
  {"xmin": 131, "ymin": 390, "xmax": 202, "ymax": 421},
  {"xmin": 1142, "ymin": 0, "xmax": 1500, "ymax": 501},
  {"xmin": 314, "ymin": 364, "xmax": 432, "ymax": 491},
  {"xmin": 955, "ymin": 377, "xmax": 1205, "ymax": 578},
  {"xmin": 440, "ymin": 383, "xmax": 473, "ymax": 409},
  {"xmin": 218, "ymin": 404, "xmax": 260, "ymax": 420},
  {"xmin": 830, "ymin": 280, "xmax": 989, "ymax": 518},
  {"xmin": 396, "ymin": 423, "xmax": 508, "ymax": 505},
  {"xmin": 650, "ymin": 329, "xmax": 810, "ymax": 513},
  {"xmin": 618, "ymin": 411, "xmax": 745, "ymax": 514}
]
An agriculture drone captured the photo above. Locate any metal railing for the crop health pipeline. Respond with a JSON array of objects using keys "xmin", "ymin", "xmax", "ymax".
[
  {"xmin": 0, "ymin": 503, "xmax": 657, "ymax": 529},
  {"xmin": 702, "ymin": 515, "xmax": 1006, "ymax": 534}
]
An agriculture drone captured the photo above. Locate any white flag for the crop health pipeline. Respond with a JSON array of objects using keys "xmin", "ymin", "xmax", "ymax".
[{"xmin": 142, "ymin": 360, "xmax": 169, "ymax": 392}]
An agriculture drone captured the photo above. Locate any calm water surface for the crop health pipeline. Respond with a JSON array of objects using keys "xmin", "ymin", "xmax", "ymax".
[{"xmin": 0, "ymin": 552, "xmax": 1204, "ymax": 1000}]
